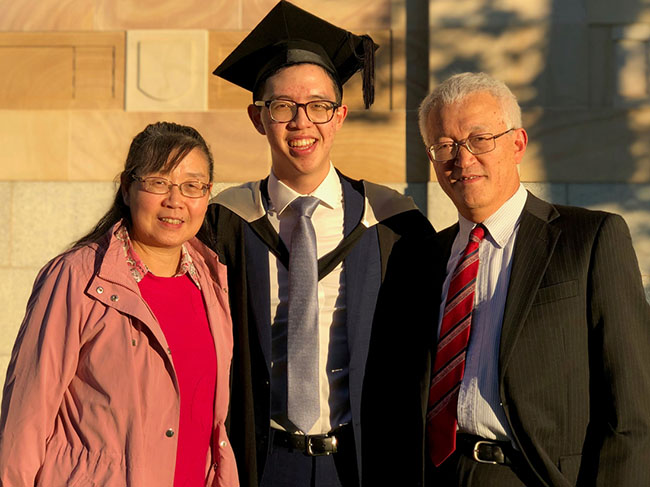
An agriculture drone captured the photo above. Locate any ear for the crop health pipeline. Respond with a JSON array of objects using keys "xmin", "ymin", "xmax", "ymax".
[
  {"xmin": 513, "ymin": 127, "xmax": 528, "ymax": 165},
  {"xmin": 425, "ymin": 147, "xmax": 434, "ymax": 163},
  {"xmin": 333, "ymin": 104, "xmax": 348, "ymax": 130},
  {"xmin": 248, "ymin": 104, "xmax": 266, "ymax": 135}
]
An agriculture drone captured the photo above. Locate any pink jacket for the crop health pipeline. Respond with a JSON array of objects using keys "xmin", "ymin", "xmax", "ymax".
[{"xmin": 0, "ymin": 226, "xmax": 239, "ymax": 486}]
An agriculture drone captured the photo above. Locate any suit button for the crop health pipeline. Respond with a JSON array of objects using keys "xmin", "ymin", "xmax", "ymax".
[
  {"xmin": 96, "ymin": 286, "xmax": 104, "ymax": 294},
  {"xmin": 165, "ymin": 428, "xmax": 175, "ymax": 438},
  {"xmin": 220, "ymin": 440, "xmax": 227, "ymax": 447}
]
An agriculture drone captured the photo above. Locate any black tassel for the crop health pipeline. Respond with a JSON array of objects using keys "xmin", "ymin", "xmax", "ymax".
[{"xmin": 360, "ymin": 34, "xmax": 375, "ymax": 109}]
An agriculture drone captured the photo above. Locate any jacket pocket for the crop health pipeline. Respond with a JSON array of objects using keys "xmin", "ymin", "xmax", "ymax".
[
  {"xmin": 532, "ymin": 280, "xmax": 578, "ymax": 306},
  {"xmin": 559, "ymin": 453, "xmax": 582, "ymax": 485}
]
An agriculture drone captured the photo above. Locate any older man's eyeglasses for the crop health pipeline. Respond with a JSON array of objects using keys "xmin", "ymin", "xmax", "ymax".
[
  {"xmin": 132, "ymin": 175, "xmax": 212, "ymax": 198},
  {"xmin": 427, "ymin": 129, "xmax": 515, "ymax": 162},
  {"xmin": 254, "ymin": 99, "xmax": 340, "ymax": 124}
]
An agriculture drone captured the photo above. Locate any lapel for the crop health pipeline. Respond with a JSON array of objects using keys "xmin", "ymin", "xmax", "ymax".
[
  {"xmin": 248, "ymin": 178, "xmax": 290, "ymax": 264},
  {"xmin": 431, "ymin": 224, "xmax": 459, "ymax": 345},
  {"xmin": 499, "ymin": 192, "xmax": 561, "ymax": 376},
  {"xmin": 244, "ymin": 221, "xmax": 274, "ymax": 372},
  {"xmin": 338, "ymin": 176, "xmax": 383, "ymax": 428},
  {"xmin": 339, "ymin": 176, "xmax": 372, "ymax": 367},
  {"xmin": 91, "ymin": 234, "xmax": 168, "ymax": 351},
  {"xmin": 437, "ymin": 223, "xmax": 459, "ymax": 266},
  {"xmin": 318, "ymin": 173, "xmax": 367, "ymax": 278}
]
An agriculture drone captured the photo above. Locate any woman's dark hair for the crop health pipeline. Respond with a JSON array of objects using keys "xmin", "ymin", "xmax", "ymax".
[{"xmin": 72, "ymin": 121, "xmax": 214, "ymax": 248}]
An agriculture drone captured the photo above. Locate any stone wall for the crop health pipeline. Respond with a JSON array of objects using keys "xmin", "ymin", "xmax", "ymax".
[{"xmin": 1, "ymin": 0, "xmax": 649, "ymax": 393}]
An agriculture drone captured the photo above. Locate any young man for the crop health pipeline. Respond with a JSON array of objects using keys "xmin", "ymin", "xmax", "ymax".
[
  {"xmin": 418, "ymin": 72, "xmax": 650, "ymax": 486},
  {"xmin": 202, "ymin": 2, "xmax": 434, "ymax": 486}
]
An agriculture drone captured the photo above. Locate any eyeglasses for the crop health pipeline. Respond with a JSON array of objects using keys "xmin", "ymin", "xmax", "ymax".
[
  {"xmin": 427, "ymin": 129, "xmax": 515, "ymax": 162},
  {"xmin": 254, "ymin": 99, "xmax": 340, "ymax": 124},
  {"xmin": 132, "ymin": 175, "xmax": 212, "ymax": 198}
]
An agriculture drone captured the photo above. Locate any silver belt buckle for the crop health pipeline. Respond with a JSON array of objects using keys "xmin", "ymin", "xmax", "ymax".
[
  {"xmin": 305, "ymin": 435, "xmax": 338, "ymax": 456},
  {"xmin": 472, "ymin": 440, "xmax": 498, "ymax": 464}
]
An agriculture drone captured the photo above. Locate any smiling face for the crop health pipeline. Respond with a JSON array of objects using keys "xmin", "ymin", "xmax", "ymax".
[
  {"xmin": 248, "ymin": 63, "xmax": 348, "ymax": 194},
  {"xmin": 425, "ymin": 91, "xmax": 528, "ymax": 223},
  {"xmin": 123, "ymin": 148, "xmax": 211, "ymax": 258}
]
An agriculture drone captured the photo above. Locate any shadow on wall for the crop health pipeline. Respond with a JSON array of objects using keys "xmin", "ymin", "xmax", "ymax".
[
  {"xmin": 426, "ymin": 0, "xmax": 650, "ymax": 256},
  {"xmin": 404, "ymin": 0, "xmax": 433, "ymax": 210}
]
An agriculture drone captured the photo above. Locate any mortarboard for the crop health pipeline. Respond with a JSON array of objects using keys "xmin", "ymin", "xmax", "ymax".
[{"xmin": 212, "ymin": 0, "xmax": 378, "ymax": 108}]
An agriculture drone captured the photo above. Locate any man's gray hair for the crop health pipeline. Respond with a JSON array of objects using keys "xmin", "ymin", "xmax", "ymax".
[{"xmin": 418, "ymin": 72, "xmax": 522, "ymax": 146}]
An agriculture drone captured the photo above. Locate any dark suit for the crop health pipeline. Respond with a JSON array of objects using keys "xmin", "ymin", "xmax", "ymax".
[
  {"xmin": 363, "ymin": 191, "xmax": 650, "ymax": 487},
  {"xmin": 434, "ymin": 192, "xmax": 650, "ymax": 486},
  {"xmin": 201, "ymin": 173, "xmax": 434, "ymax": 487}
]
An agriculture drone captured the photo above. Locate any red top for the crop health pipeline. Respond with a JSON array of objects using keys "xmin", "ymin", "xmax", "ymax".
[{"xmin": 139, "ymin": 273, "xmax": 217, "ymax": 487}]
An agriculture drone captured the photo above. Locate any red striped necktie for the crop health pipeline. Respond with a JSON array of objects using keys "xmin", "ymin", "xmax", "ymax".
[{"xmin": 427, "ymin": 224, "xmax": 485, "ymax": 466}]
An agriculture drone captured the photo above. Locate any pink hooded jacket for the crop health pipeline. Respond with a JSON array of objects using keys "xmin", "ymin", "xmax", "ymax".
[{"xmin": 0, "ymin": 225, "xmax": 239, "ymax": 486}]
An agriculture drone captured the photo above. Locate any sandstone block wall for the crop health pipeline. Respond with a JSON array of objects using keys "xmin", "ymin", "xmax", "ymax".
[{"xmin": 1, "ymin": 0, "xmax": 649, "ymax": 399}]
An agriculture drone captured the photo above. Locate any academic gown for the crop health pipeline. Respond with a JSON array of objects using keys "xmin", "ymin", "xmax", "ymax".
[{"xmin": 200, "ymin": 171, "xmax": 435, "ymax": 487}]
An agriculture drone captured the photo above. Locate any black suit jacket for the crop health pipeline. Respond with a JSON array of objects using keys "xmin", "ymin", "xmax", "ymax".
[{"xmin": 363, "ymin": 191, "xmax": 650, "ymax": 487}]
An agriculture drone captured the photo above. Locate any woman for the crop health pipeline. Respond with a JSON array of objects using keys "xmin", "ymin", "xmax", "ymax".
[{"xmin": 0, "ymin": 122, "xmax": 238, "ymax": 486}]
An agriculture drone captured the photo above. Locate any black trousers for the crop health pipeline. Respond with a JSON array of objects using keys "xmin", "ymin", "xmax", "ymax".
[{"xmin": 260, "ymin": 429, "xmax": 358, "ymax": 487}]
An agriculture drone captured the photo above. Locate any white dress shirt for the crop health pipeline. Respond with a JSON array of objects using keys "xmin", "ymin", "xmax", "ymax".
[
  {"xmin": 438, "ymin": 184, "xmax": 528, "ymax": 442},
  {"xmin": 267, "ymin": 163, "xmax": 350, "ymax": 435}
]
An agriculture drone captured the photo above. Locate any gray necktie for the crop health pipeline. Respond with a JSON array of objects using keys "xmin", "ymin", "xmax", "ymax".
[{"xmin": 287, "ymin": 196, "xmax": 320, "ymax": 433}]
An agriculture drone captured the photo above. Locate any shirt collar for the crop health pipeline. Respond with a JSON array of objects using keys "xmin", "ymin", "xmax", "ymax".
[
  {"xmin": 457, "ymin": 184, "xmax": 527, "ymax": 248},
  {"xmin": 114, "ymin": 223, "xmax": 201, "ymax": 288},
  {"xmin": 268, "ymin": 162, "xmax": 342, "ymax": 215}
]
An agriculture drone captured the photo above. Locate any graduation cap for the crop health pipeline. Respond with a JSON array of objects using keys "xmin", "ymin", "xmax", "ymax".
[{"xmin": 213, "ymin": 0, "xmax": 378, "ymax": 108}]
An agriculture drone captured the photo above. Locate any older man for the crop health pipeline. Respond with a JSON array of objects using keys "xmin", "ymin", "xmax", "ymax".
[
  {"xmin": 201, "ymin": 2, "xmax": 433, "ymax": 487},
  {"xmin": 417, "ymin": 72, "xmax": 650, "ymax": 486}
]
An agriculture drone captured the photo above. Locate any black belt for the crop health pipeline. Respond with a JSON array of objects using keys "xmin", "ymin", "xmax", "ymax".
[
  {"xmin": 272, "ymin": 424, "xmax": 351, "ymax": 456},
  {"xmin": 456, "ymin": 434, "xmax": 521, "ymax": 466}
]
